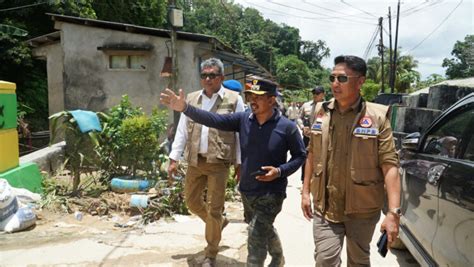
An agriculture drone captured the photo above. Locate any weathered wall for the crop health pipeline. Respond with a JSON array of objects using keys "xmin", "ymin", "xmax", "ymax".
[
  {"xmin": 57, "ymin": 22, "xmax": 202, "ymax": 114},
  {"xmin": 32, "ymin": 42, "xmax": 65, "ymax": 117}
]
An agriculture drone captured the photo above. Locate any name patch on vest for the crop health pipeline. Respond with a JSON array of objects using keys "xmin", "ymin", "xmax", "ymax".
[
  {"xmin": 311, "ymin": 122, "xmax": 322, "ymax": 133},
  {"xmin": 219, "ymin": 103, "xmax": 234, "ymax": 110},
  {"xmin": 353, "ymin": 127, "xmax": 378, "ymax": 139}
]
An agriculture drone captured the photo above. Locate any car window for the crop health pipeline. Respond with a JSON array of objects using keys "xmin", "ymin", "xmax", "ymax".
[
  {"xmin": 423, "ymin": 108, "xmax": 473, "ymax": 158},
  {"xmin": 462, "ymin": 135, "xmax": 474, "ymax": 161}
]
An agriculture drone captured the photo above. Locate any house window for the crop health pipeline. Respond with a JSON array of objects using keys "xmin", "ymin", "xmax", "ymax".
[{"xmin": 109, "ymin": 55, "xmax": 147, "ymax": 70}]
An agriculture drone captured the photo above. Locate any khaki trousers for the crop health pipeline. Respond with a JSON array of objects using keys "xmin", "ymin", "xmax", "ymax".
[
  {"xmin": 184, "ymin": 156, "xmax": 229, "ymax": 258},
  {"xmin": 313, "ymin": 212, "xmax": 380, "ymax": 267}
]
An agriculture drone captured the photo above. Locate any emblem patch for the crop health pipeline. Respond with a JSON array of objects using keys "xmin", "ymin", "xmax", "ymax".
[{"xmin": 359, "ymin": 116, "xmax": 372, "ymax": 128}]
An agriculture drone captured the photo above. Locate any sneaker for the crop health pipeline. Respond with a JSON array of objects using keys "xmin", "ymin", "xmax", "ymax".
[
  {"xmin": 221, "ymin": 217, "xmax": 229, "ymax": 230},
  {"xmin": 202, "ymin": 257, "xmax": 216, "ymax": 267}
]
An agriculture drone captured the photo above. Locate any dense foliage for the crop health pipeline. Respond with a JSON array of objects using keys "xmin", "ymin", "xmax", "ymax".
[{"xmin": 442, "ymin": 34, "xmax": 474, "ymax": 79}]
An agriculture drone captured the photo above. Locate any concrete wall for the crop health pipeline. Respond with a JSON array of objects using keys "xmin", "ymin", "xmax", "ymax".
[
  {"xmin": 56, "ymin": 22, "xmax": 203, "ymax": 115},
  {"xmin": 427, "ymin": 85, "xmax": 474, "ymax": 111},
  {"xmin": 394, "ymin": 106, "xmax": 442, "ymax": 133},
  {"xmin": 32, "ymin": 42, "xmax": 65, "ymax": 117}
]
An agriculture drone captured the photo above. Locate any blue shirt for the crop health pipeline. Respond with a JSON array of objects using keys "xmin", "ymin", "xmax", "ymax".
[{"xmin": 184, "ymin": 105, "xmax": 306, "ymax": 196}]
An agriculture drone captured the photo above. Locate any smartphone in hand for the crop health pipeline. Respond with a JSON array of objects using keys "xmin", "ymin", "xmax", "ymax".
[
  {"xmin": 377, "ymin": 230, "xmax": 388, "ymax": 257},
  {"xmin": 250, "ymin": 169, "xmax": 268, "ymax": 177}
]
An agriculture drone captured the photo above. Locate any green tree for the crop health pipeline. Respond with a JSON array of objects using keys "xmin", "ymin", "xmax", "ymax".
[
  {"xmin": 275, "ymin": 55, "xmax": 311, "ymax": 90},
  {"xmin": 442, "ymin": 35, "xmax": 474, "ymax": 79},
  {"xmin": 366, "ymin": 49, "xmax": 420, "ymax": 92},
  {"xmin": 361, "ymin": 79, "xmax": 380, "ymax": 101},
  {"xmin": 299, "ymin": 40, "xmax": 330, "ymax": 69},
  {"xmin": 93, "ymin": 0, "xmax": 167, "ymax": 28}
]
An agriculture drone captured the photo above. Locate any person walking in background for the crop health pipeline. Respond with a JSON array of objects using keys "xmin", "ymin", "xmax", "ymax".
[
  {"xmin": 161, "ymin": 77, "xmax": 306, "ymax": 267},
  {"xmin": 298, "ymin": 86, "xmax": 325, "ymax": 182},
  {"xmin": 167, "ymin": 58, "xmax": 245, "ymax": 267},
  {"xmin": 301, "ymin": 55, "xmax": 401, "ymax": 267},
  {"xmin": 287, "ymin": 102, "xmax": 299, "ymax": 122}
]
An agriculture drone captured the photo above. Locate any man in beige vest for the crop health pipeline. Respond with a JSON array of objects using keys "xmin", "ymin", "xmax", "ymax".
[
  {"xmin": 301, "ymin": 55, "xmax": 400, "ymax": 266},
  {"xmin": 168, "ymin": 58, "xmax": 244, "ymax": 267}
]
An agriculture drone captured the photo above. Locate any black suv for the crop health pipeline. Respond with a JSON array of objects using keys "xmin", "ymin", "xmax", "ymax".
[{"xmin": 399, "ymin": 93, "xmax": 474, "ymax": 266}]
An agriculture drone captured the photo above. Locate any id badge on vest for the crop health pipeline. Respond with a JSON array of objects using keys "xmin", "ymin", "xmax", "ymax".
[
  {"xmin": 311, "ymin": 116, "xmax": 323, "ymax": 135},
  {"xmin": 353, "ymin": 116, "xmax": 378, "ymax": 139}
]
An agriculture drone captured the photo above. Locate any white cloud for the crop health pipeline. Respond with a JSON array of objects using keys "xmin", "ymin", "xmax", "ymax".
[{"xmin": 235, "ymin": 0, "xmax": 473, "ymax": 79}]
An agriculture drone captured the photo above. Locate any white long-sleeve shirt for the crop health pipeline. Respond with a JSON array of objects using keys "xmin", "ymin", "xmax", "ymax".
[{"xmin": 169, "ymin": 86, "xmax": 245, "ymax": 164}]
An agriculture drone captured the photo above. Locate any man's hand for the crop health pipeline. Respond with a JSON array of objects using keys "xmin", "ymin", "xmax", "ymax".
[
  {"xmin": 160, "ymin": 88, "xmax": 187, "ymax": 112},
  {"xmin": 303, "ymin": 126, "xmax": 311, "ymax": 137},
  {"xmin": 255, "ymin": 166, "xmax": 279, "ymax": 182},
  {"xmin": 167, "ymin": 159, "xmax": 178, "ymax": 185},
  {"xmin": 380, "ymin": 213, "xmax": 400, "ymax": 246},
  {"xmin": 301, "ymin": 192, "xmax": 313, "ymax": 221}
]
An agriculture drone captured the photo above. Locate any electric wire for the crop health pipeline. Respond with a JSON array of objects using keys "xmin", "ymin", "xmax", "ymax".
[
  {"xmin": 407, "ymin": 0, "xmax": 463, "ymax": 52},
  {"xmin": 0, "ymin": 1, "xmax": 48, "ymax": 12},
  {"xmin": 340, "ymin": 0, "xmax": 378, "ymax": 18}
]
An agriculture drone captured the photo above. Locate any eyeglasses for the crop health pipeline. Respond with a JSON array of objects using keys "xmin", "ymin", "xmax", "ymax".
[
  {"xmin": 329, "ymin": 75, "xmax": 360, "ymax": 83},
  {"xmin": 200, "ymin": 73, "xmax": 220, "ymax": 80}
]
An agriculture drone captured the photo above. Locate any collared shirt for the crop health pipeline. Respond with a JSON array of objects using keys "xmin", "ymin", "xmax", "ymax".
[
  {"xmin": 298, "ymin": 101, "xmax": 317, "ymax": 129},
  {"xmin": 169, "ymin": 86, "xmax": 245, "ymax": 163},
  {"xmin": 320, "ymin": 97, "xmax": 398, "ymax": 222},
  {"xmin": 325, "ymin": 98, "xmax": 361, "ymax": 222},
  {"xmin": 182, "ymin": 106, "xmax": 306, "ymax": 196}
]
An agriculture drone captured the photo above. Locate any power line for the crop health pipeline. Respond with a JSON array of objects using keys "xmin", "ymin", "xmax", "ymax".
[
  {"xmin": 364, "ymin": 25, "xmax": 380, "ymax": 60},
  {"xmin": 408, "ymin": 0, "xmax": 463, "ymax": 52},
  {"xmin": 340, "ymin": 0, "xmax": 378, "ymax": 18},
  {"xmin": 246, "ymin": 0, "xmax": 376, "ymax": 26},
  {"xmin": 0, "ymin": 1, "xmax": 48, "ymax": 12},
  {"xmin": 301, "ymin": 0, "xmax": 374, "ymax": 21}
]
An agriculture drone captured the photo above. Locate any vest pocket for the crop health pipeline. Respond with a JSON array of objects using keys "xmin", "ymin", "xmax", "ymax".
[
  {"xmin": 311, "ymin": 164, "xmax": 324, "ymax": 203},
  {"xmin": 350, "ymin": 167, "xmax": 383, "ymax": 184},
  {"xmin": 215, "ymin": 131, "xmax": 234, "ymax": 161},
  {"xmin": 349, "ymin": 182, "xmax": 384, "ymax": 211}
]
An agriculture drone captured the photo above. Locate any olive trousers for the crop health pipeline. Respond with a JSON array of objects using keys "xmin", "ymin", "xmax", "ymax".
[{"xmin": 184, "ymin": 156, "xmax": 229, "ymax": 258}]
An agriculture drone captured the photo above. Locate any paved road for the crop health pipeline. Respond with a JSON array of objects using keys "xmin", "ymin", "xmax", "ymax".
[
  {"xmin": 0, "ymin": 167, "xmax": 419, "ymax": 266},
  {"xmin": 272, "ymin": 167, "xmax": 420, "ymax": 266}
]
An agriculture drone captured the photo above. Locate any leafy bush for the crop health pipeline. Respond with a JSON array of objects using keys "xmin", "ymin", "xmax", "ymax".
[{"xmin": 95, "ymin": 95, "xmax": 168, "ymax": 184}]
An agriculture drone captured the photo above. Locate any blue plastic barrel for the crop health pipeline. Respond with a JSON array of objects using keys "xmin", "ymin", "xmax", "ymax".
[{"xmin": 110, "ymin": 177, "xmax": 150, "ymax": 193}]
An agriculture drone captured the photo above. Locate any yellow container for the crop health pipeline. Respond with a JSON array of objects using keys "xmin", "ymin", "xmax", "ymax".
[{"xmin": 0, "ymin": 126, "xmax": 19, "ymax": 173}]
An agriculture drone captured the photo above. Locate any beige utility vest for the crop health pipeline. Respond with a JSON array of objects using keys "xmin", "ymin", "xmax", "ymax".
[
  {"xmin": 310, "ymin": 99, "xmax": 389, "ymax": 215},
  {"xmin": 184, "ymin": 89, "xmax": 239, "ymax": 167}
]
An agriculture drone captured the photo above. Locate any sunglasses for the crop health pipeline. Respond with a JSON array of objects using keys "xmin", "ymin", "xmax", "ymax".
[
  {"xmin": 200, "ymin": 73, "xmax": 220, "ymax": 80},
  {"xmin": 329, "ymin": 75, "xmax": 360, "ymax": 83}
]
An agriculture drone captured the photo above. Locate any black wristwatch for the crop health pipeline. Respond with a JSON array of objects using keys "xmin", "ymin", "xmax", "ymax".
[{"xmin": 388, "ymin": 207, "xmax": 402, "ymax": 217}]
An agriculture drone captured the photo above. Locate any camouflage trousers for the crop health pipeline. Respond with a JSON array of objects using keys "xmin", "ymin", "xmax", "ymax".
[{"xmin": 242, "ymin": 193, "xmax": 285, "ymax": 267}]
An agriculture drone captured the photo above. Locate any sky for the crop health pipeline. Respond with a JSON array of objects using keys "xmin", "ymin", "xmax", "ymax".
[{"xmin": 235, "ymin": 0, "xmax": 473, "ymax": 79}]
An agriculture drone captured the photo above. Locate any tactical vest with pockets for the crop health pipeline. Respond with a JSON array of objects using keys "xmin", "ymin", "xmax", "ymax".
[
  {"xmin": 184, "ymin": 89, "xmax": 240, "ymax": 167},
  {"xmin": 310, "ymin": 98, "xmax": 390, "ymax": 215}
]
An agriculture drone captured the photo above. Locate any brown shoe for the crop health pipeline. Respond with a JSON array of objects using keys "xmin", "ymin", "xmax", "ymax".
[{"xmin": 202, "ymin": 257, "xmax": 216, "ymax": 267}]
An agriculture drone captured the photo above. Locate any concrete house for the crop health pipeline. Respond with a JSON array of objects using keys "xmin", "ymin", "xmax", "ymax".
[{"xmin": 28, "ymin": 14, "xmax": 270, "ymax": 118}]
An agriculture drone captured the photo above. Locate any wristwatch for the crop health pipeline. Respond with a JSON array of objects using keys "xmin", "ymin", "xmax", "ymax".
[{"xmin": 388, "ymin": 207, "xmax": 402, "ymax": 217}]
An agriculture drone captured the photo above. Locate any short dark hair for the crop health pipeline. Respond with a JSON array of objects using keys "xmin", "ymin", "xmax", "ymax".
[
  {"xmin": 334, "ymin": 55, "xmax": 367, "ymax": 77},
  {"xmin": 312, "ymin": 86, "xmax": 325, "ymax": 95}
]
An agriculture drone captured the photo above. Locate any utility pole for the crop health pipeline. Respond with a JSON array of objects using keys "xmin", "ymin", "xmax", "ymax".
[
  {"xmin": 378, "ymin": 17, "xmax": 384, "ymax": 93},
  {"xmin": 168, "ymin": 0, "xmax": 183, "ymax": 124},
  {"xmin": 392, "ymin": 0, "xmax": 401, "ymax": 93},
  {"xmin": 388, "ymin": 7, "xmax": 393, "ymax": 93}
]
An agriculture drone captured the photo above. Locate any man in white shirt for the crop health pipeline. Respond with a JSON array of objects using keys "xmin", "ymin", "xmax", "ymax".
[
  {"xmin": 168, "ymin": 58, "xmax": 244, "ymax": 267},
  {"xmin": 287, "ymin": 102, "xmax": 299, "ymax": 122}
]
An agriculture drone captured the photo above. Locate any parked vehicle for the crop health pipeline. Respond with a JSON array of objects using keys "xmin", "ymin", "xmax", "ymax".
[{"xmin": 399, "ymin": 93, "xmax": 474, "ymax": 266}]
